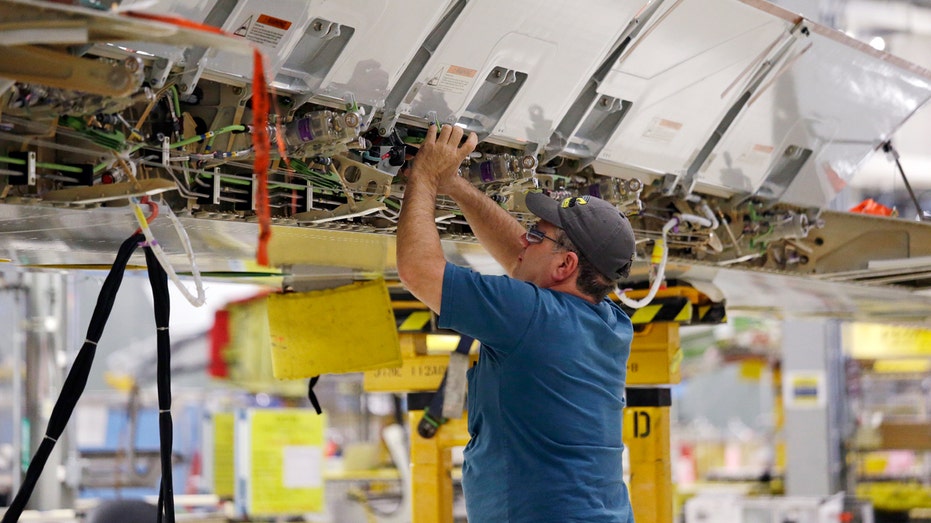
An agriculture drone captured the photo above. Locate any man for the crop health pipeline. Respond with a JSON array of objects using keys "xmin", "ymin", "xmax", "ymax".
[{"xmin": 397, "ymin": 123, "xmax": 636, "ymax": 522}]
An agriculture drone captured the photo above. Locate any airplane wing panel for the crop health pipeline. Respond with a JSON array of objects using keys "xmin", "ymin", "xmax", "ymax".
[
  {"xmin": 291, "ymin": 0, "xmax": 455, "ymax": 108},
  {"xmin": 597, "ymin": 0, "xmax": 788, "ymax": 179},
  {"xmin": 396, "ymin": 0, "xmax": 644, "ymax": 145},
  {"xmin": 702, "ymin": 18, "xmax": 931, "ymax": 207},
  {"xmin": 112, "ymin": 0, "xmax": 454, "ymax": 105}
]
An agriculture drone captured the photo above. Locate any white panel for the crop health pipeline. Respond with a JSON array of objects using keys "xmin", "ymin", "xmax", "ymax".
[
  {"xmin": 592, "ymin": 0, "xmax": 931, "ymax": 208},
  {"xmin": 397, "ymin": 0, "xmax": 644, "ymax": 146},
  {"xmin": 720, "ymin": 28, "xmax": 931, "ymax": 207},
  {"xmin": 205, "ymin": 0, "xmax": 325, "ymax": 82},
  {"xmin": 192, "ymin": 0, "xmax": 451, "ymax": 103},
  {"xmin": 298, "ymin": 0, "xmax": 453, "ymax": 107},
  {"xmin": 113, "ymin": 0, "xmax": 451, "ymax": 102},
  {"xmin": 597, "ymin": 0, "xmax": 788, "ymax": 177}
]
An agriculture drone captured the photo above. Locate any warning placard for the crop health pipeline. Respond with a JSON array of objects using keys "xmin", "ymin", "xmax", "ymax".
[
  {"xmin": 642, "ymin": 117, "xmax": 682, "ymax": 144},
  {"xmin": 426, "ymin": 64, "xmax": 478, "ymax": 95},
  {"xmin": 233, "ymin": 12, "xmax": 293, "ymax": 49},
  {"xmin": 737, "ymin": 143, "xmax": 774, "ymax": 167}
]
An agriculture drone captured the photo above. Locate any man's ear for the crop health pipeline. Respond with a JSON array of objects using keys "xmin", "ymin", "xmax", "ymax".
[{"xmin": 552, "ymin": 250, "xmax": 580, "ymax": 283}]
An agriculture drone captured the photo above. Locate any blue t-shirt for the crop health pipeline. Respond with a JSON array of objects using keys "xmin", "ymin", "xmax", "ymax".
[{"xmin": 439, "ymin": 262, "xmax": 635, "ymax": 523}]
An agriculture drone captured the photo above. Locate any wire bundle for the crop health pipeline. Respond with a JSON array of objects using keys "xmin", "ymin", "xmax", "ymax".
[{"xmin": 1, "ymin": 232, "xmax": 182, "ymax": 523}]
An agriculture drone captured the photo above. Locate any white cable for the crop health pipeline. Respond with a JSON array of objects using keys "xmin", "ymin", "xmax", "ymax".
[
  {"xmin": 684, "ymin": 194, "xmax": 719, "ymax": 228},
  {"xmin": 617, "ymin": 213, "xmax": 718, "ymax": 308},
  {"xmin": 616, "ymin": 217, "xmax": 674, "ymax": 309},
  {"xmin": 676, "ymin": 212, "xmax": 713, "ymax": 229},
  {"xmin": 161, "ymin": 197, "xmax": 207, "ymax": 306},
  {"xmin": 697, "ymin": 201, "xmax": 720, "ymax": 230},
  {"xmin": 129, "ymin": 197, "xmax": 207, "ymax": 307}
]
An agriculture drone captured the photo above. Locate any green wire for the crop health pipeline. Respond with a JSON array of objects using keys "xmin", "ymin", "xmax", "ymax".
[
  {"xmin": 289, "ymin": 158, "xmax": 342, "ymax": 189},
  {"xmin": 194, "ymin": 171, "xmax": 306, "ymax": 190},
  {"xmin": 169, "ymin": 125, "xmax": 246, "ymax": 149},
  {"xmin": 0, "ymin": 155, "xmax": 84, "ymax": 174},
  {"xmin": 170, "ymin": 85, "xmax": 182, "ymax": 118}
]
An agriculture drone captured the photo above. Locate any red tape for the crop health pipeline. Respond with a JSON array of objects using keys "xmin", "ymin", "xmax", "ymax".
[{"xmin": 251, "ymin": 49, "xmax": 272, "ymax": 266}]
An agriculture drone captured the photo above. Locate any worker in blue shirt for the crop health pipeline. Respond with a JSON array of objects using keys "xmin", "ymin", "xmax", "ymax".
[{"xmin": 397, "ymin": 123, "xmax": 637, "ymax": 522}]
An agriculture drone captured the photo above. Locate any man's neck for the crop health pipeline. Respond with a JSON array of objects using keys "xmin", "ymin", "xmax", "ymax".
[{"xmin": 546, "ymin": 279, "xmax": 598, "ymax": 304}]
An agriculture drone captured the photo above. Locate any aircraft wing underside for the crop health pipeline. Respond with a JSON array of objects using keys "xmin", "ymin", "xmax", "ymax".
[{"xmin": 3, "ymin": 0, "xmax": 931, "ymax": 321}]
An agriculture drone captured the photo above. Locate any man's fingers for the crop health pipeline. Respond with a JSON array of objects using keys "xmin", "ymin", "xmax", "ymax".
[
  {"xmin": 437, "ymin": 122, "xmax": 453, "ymax": 143},
  {"xmin": 423, "ymin": 124, "xmax": 437, "ymax": 146},
  {"xmin": 447, "ymin": 124, "xmax": 464, "ymax": 145},
  {"xmin": 460, "ymin": 131, "xmax": 479, "ymax": 156}
]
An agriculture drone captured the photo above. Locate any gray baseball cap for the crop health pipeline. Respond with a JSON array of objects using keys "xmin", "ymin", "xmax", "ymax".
[{"xmin": 525, "ymin": 191, "xmax": 636, "ymax": 280}]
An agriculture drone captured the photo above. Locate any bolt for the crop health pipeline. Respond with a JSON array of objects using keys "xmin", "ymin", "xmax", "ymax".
[
  {"xmin": 344, "ymin": 112, "xmax": 360, "ymax": 128},
  {"xmin": 124, "ymin": 57, "xmax": 141, "ymax": 72}
]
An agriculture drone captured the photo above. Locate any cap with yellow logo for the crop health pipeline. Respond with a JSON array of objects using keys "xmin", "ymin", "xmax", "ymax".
[{"xmin": 525, "ymin": 191, "xmax": 635, "ymax": 280}]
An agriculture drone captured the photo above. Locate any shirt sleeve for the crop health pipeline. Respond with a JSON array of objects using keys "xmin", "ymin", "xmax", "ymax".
[{"xmin": 438, "ymin": 262, "xmax": 539, "ymax": 354}]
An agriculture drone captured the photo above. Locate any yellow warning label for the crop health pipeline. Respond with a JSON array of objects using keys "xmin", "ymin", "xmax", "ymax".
[{"xmin": 237, "ymin": 408, "xmax": 325, "ymax": 515}]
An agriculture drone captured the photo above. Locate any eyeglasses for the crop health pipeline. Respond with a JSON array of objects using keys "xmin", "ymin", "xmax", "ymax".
[{"xmin": 525, "ymin": 223, "xmax": 560, "ymax": 245}]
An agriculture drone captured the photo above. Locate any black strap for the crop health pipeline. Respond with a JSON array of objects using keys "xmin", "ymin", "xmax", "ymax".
[
  {"xmin": 144, "ymin": 246, "xmax": 175, "ymax": 523},
  {"xmin": 455, "ymin": 335, "xmax": 474, "ymax": 356},
  {"xmin": 308, "ymin": 376, "xmax": 322, "ymax": 414},
  {"xmin": 417, "ymin": 334, "xmax": 474, "ymax": 439},
  {"xmin": 2, "ymin": 233, "xmax": 143, "ymax": 523}
]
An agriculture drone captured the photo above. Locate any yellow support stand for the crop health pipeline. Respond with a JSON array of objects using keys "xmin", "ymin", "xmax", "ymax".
[
  {"xmin": 363, "ymin": 332, "xmax": 473, "ymax": 523},
  {"xmin": 624, "ymin": 388, "xmax": 673, "ymax": 523},
  {"xmin": 407, "ymin": 412, "xmax": 470, "ymax": 523},
  {"xmin": 626, "ymin": 322, "xmax": 681, "ymax": 385},
  {"xmin": 623, "ymin": 320, "xmax": 682, "ymax": 523}
]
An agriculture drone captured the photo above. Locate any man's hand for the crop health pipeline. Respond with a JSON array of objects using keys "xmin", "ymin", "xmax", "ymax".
[{"xmin": 410, "ymin": 124, "xmax": 478, "ymax": 190}]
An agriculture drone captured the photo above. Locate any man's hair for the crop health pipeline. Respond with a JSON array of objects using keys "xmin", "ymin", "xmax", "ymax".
[{"xmin": 552, "ymin": 228, "xmax": 618, "ymax": 302}]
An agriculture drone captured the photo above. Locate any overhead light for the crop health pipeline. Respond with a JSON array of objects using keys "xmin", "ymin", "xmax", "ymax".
[{"xmin": 869, "ymin": 36, "xmax": 886, "ymax": 51}]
